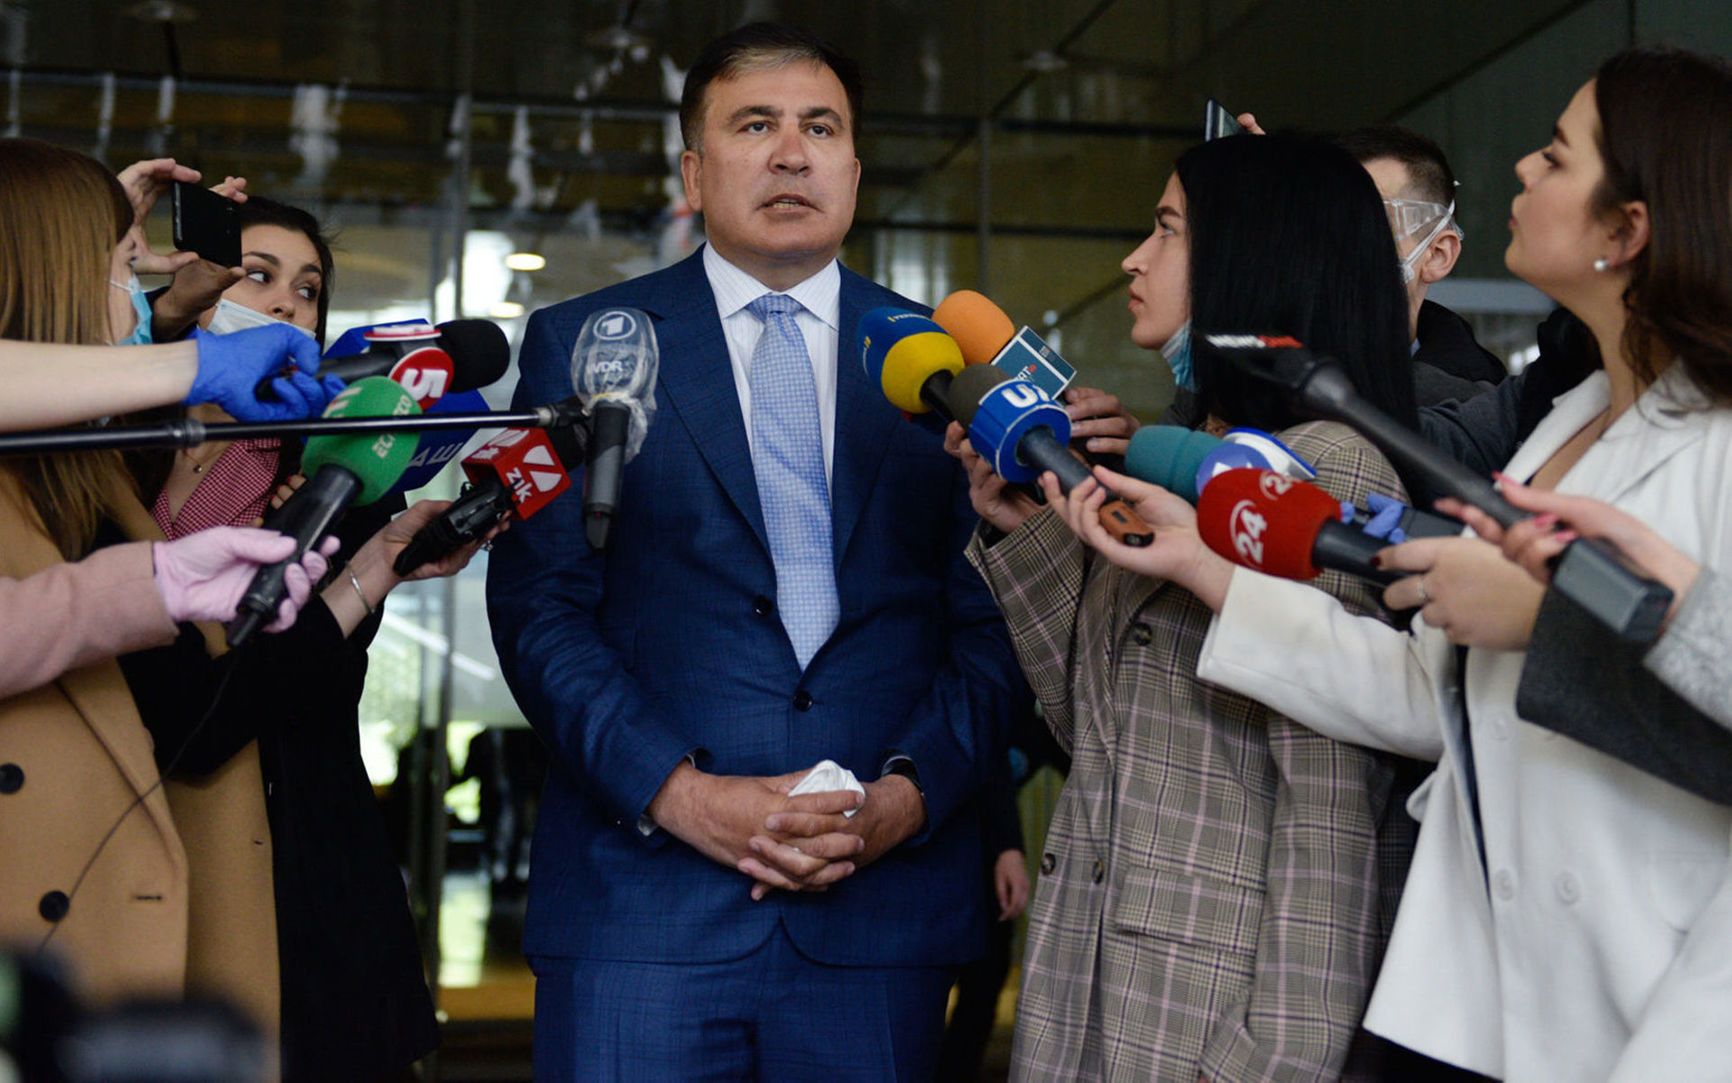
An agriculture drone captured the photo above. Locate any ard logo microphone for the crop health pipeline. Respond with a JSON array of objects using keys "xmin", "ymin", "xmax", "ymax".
[{"xmin": 571, "ymin": 307, "xmax": 660, "ymax": 551}]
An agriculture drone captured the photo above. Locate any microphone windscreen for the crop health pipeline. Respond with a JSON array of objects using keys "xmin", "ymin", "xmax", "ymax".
[
  {"xmin": 1123, "ymin": 426, "xmax": 1222, "ymax": 505},
  {"xmin": 857, "ymin": 308, "xmax": 963, "ymax": 413},
  {"xmin": 302, "ymin": 376, "xmax": 424, "ymax": 504},
  {"xmin": 945, "ymin": 363, "xmax": 1013, "ymax": 427},
  {"xmin": 932, "ymin": 290, "xmax": 1016, "ymax": 365},
  {"xmin": 1196, "ymin": 467, "xmax": 1339, "ymax": 581},
  {"xmin": 435, "ymin": 319, "xmax": 512, "ymax": 392}
]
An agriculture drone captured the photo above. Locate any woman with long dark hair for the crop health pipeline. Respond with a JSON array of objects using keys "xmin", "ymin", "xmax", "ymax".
[
  {"xmin": 1090, "ymin": 48, "xmax": 1732, "ymax": 1080},
  {"xmin": 114, "ymin": 193, "xmax": 483, "ymax": 1079},
  {"xmin": 951, "ymin": 133, "xmax": 1418, "ymax": 1081}
]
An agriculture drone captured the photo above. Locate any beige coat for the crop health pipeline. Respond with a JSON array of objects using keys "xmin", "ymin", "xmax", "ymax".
[{"xmin": 0, "ymin": 470, "xmax": 278, "ymax": 1032}]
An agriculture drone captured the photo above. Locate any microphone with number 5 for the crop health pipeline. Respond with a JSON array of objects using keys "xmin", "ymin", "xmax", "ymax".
[
  {"xmin": 949, "ymin": 364, "xmax": 1155, "ymax": 548},
  {"xmin": 257, "ymin": 318, "xmax": 510, "ymax": 410}
]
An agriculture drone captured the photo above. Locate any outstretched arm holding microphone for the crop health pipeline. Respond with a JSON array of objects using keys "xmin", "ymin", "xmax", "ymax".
[
  {"xmin": 0, "ymin": 321, "xmax": 337, "ymax": 430},
  {"xmin": 1440, "ymin": 479, "xmax": 1732, "ymax": 801},
  {"xmin": 0, "ymin": 527, "xmax": 334, "ymax": 700}
]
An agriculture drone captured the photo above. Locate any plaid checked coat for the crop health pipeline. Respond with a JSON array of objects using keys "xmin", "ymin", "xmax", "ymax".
[{"xmin": 969, "ymin": 422, "xmax": 1415, "ymax": 1082}]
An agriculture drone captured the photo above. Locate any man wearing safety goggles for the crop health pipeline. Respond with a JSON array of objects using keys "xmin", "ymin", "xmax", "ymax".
[{"xmin": 1340, "ymin": 125, "xmax": 1510, "ymax": 404}]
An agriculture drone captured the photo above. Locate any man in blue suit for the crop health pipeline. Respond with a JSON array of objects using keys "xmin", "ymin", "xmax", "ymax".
[{"xmin": 486, "ymin": 22, "xmax": 1021, "ymax": 1081}]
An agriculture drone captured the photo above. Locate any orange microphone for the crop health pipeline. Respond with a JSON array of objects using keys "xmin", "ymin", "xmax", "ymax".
[
  {"xmin": 932, "ymin": 290, "xmax": 1016, "ymax": 365},
  {"xmin": 932, "ymin": 290, "xmax": 1077, "ymax": 396}
]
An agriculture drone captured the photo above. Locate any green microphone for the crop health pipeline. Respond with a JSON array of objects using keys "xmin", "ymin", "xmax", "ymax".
[{"xmin": 227, "ymin": 376, "xmax": 423, "ymax": 646}]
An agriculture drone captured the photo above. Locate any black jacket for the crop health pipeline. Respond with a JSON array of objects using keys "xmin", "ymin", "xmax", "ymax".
[
  {"xmin": 1413, "ymin": 299, "xmax": 1509, "ymax": 393},
  {"xmin": 105, "ymin": 495, "xmax": 437, "ymax": 1081}
]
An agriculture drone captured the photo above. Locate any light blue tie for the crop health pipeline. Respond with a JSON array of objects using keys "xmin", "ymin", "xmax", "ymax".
[{"xmin": 747, "ymin": 293, "xmax": 838, "ymax": 670}]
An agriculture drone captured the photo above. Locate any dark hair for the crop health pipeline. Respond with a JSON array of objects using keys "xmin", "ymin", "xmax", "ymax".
[
  {"xmin": 129, "ymin": 196, "xmax": 335, "ymax": 499},
  {"xmin": 678, "ymin": 22, "xmax": 864, "ymax": 151},
  {"xmin": 1591, "ymin": 46, "xmax": 1732, "ymax": 404},
  {"xmin": 1178, "ymin": 134, "xmax": 1419, "ymax": 440},
  {"xmin": 235, "ymin": 195, "xmax": 336, "ymax": 346},
  {"xmin": 1337, "ymin": 124, "xmax": 1457, "ymax": 207}
]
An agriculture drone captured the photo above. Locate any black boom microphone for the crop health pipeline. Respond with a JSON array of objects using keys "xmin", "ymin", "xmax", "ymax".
[
  {"xmin": 1203, "ymin": 334, "xmax": 1674, "ymax": 642},
  {"xmin": 256, "ymin": 318, "xmax": 511, "ymax": 400}
]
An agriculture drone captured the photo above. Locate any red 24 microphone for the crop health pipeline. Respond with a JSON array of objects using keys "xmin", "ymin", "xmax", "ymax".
[{"xmin": 1196, "ymin": 467, "xmax": 1401, "ymax": 586}]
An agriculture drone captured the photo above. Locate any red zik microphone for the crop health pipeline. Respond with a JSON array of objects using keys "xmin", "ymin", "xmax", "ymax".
[
  {"xmin": 462, "ymin": 427, "xmax": 573, "ymax": 519},
  {"xmin": 1196, "ymin": 468, "xmax": 1400, "ymax": 586},
  {"xmin": 391, "ymin": 423, "xmax": 585, "ymax": 577}
]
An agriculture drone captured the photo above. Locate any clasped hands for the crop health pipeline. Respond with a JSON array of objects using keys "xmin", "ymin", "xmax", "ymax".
[{"xmin": 647, "ymin": 761, "xmax": 926, "ymax": 901}]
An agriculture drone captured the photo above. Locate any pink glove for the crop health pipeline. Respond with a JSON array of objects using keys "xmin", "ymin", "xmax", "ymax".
[{"xmin": 152, "ymin": 527, "xmax": 341, "ymax": 632}]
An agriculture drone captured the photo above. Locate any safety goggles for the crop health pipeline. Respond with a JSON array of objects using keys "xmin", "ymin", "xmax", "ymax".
[{"xmin": 1383, "ymin": 197, "xmax": 1462, "ymax": 242}]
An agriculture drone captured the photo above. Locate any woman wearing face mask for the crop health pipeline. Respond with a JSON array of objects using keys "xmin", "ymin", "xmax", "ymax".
[
  {"xmin": 0, "ymin": 138, "xmax": 336, "ymax": 1005},
  {"xmin": 1071, "ymin": 48, "xmax": 1732, "ymax": 1081},
  {"xmin": 113, "ymin": 195, "xmax": 470, "ymax": 1079},
  {"xmin": 950, "ymin": 133, "xmax": 1420, "ymax": 1082}
]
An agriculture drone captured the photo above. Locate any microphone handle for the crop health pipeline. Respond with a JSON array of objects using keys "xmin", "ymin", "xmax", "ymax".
[
  {"xmin": 392, "ymin": 478, "xmax": 514, "ymax": 577},
  {"xmin": 584, "ymin": 402, "xmax": 631, "ymax": 550},
  {"xmin": 1346, "ymin": 503, "xmax": 1460, "ymax": 539},
  {"xmin": 919, "ymin": 370, "xmax": 957, "ymax": 423},
  {"xmin": 254, "ymin": 348, "xmax": 391, "ymax": 400},
  {"xmin": 226, "ymin": 460, "xmax": 361, "ymax": 641},
  {"xmin": 1298, "ymin": 365, "xmax": 1672, "ymax": 641},
  {"xmin": 1017, "ymin": 428, "xmax": 1155, "ymax": 548},
  {"xmin": 227, "ymin": 466, "xmax": 362, "ymax": 648},
  {"xmin": 1299, "ymin": 367, "xmax": 1520, "ymax": 523},
  {"xmin": 1313, "ymin": 521, "xmax": 1403, "ymax": 586}
]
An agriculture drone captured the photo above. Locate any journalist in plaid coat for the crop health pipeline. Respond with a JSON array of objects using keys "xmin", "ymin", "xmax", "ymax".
[{"xmin": 969, "ymin": 422, "xmax": 1414, "ymax": 1082}]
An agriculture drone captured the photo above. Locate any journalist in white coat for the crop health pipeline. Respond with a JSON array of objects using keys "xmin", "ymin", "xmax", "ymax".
[{"xmin": 1040, "ymin": 48, "xmax": 1732, "ymax": 1082}]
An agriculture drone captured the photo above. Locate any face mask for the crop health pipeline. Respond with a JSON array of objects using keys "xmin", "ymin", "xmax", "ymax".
[
  {"xmin": 206, "ymin": 297, "xmax": 316, "ymax": 340},
  {"xmin": 1161, "ymin": 320, "xmax": 1196, "ymax": 393},
  {"xmin": 110, "ymin": 274, "xmax": 153, "ymax": 346},
  {"xmin": 1396, "ymin": 200, "xmax": 1457, "ymax": 285}
]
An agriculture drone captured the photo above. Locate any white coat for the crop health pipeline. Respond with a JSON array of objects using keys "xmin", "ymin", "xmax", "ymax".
[{"xmin": 1196, "ymin": 365, "xmax": 1732, "ymax": 1081}]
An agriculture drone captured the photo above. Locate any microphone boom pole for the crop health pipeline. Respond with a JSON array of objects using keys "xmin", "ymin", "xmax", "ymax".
[{"xmin": 0, "ymin": 403, "xmax": 586, "ymax": 456}]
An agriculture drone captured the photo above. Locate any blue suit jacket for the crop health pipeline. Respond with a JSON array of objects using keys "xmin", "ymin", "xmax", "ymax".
[{"xmin": 486, "ymin": 249, "xmax": 1021, "ymax": 967}]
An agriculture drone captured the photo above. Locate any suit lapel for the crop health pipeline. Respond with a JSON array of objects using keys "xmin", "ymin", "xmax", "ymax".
[
  {"xmin": 1500, "ymin": 367, "xmax": 1709, "ymax": 506},
  {"xmin": 1499, "ymin": 370, "xmax": 1610, "ymax": 485},
  {"xmin": 829, "ymin": 271, "xmax": 900, "ymax": 569},
  {"xmin": 648, "ymin": 252, "xmax": 769, "ymax": 553},
  {"xmin": 1573, "ymin": 366, "xmax": 1710, "ymax": 506}
]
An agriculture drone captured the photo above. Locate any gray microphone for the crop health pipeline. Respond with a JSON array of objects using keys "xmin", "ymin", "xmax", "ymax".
[{"xmin": 570, "ymin": 308, "xmax": 660, "ymax": 550}]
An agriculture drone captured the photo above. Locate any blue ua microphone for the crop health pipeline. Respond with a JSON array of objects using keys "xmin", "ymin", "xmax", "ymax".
[{"xmin": 949, "ymin": 365, "xmax": 1153, "ymax": 547}]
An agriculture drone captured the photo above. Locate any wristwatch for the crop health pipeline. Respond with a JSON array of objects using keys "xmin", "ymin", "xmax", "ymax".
[{"xmin": 881, "ymin": 756, "xmax": 924, "ymax": 798}]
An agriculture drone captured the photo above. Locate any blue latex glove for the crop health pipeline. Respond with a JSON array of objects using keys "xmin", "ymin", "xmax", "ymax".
[
  {"xmin": 187, "ymin": 324, "xmax": 344, "ymax": 421},
  {"xmin": 1360, "ymin": 492, "xmax": 1409, "ymax": 544}
]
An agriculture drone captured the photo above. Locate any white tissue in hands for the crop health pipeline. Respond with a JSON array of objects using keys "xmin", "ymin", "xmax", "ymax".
[{"xmin": 787, "ymin": 759, "xmax": 865, "ymax": 818}]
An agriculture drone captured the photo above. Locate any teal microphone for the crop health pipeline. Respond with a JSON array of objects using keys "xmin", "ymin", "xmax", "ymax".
[{"xmin": 1122, "ymin": 426, "xmax": 1223, "ymax": 505}]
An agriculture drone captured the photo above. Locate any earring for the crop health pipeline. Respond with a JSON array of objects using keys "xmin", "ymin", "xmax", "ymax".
[{"xmin": 1593, "ymin": 257, "xmax": 1611, "ymax": 272}]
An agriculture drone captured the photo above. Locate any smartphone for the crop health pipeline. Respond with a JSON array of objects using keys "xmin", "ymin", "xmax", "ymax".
[
  {"xmin": 1204, "ymin": 98, "xmax": 1245, "ymax": 141},
  {"xmin": 171, "ymin": 181, "xmax": 242, "ymax": 267}
]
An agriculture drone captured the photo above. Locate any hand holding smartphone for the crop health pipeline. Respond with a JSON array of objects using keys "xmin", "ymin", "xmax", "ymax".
[
  {"xmin": 1204, "ymin": 98, "xmax": 1247, "ymax": 141},
  {"xmin": 172, "ymin": 181, "xmax": 242, "ymax": 267}
]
